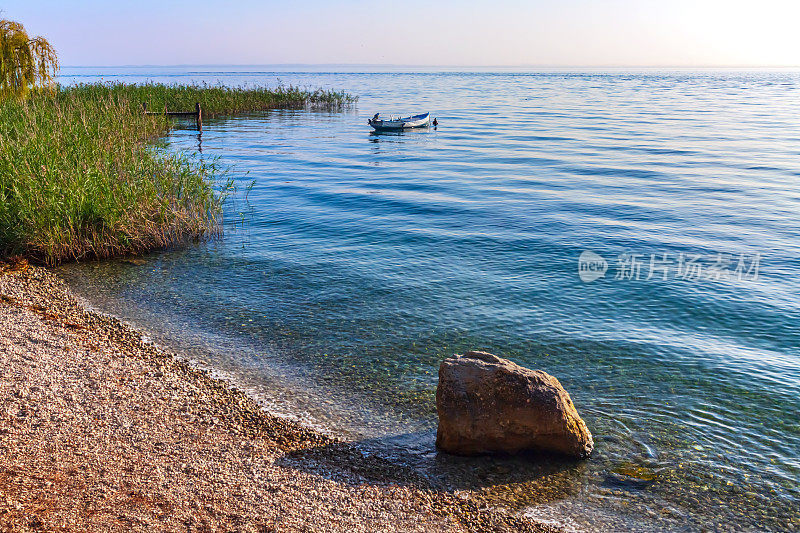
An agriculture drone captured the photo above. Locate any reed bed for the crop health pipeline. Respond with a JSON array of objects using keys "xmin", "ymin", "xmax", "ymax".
[
  {"xmin": 91, "ymin": 82, "xmax": 356, "ymax": 115},
  {"xmin": 0, "ymin": 83, "xmax": 355, "ymax": 264}
]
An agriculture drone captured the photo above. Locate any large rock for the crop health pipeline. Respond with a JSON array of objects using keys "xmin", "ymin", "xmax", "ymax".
[{"xmin": 435, "ymin": 351, "xmax": 593, "ymax": 458}]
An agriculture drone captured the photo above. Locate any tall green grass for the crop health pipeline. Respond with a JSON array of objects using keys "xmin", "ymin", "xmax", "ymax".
[
  {"xmin": 0, "ymin": 83, "xmax": 355, "ymax": 264},
  {"xmin": 112, "ymin": 81, "xmax": 356, "ymax": 115}
]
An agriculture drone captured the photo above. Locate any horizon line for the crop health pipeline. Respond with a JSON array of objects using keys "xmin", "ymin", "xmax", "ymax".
[{"xmin": 59, "ymin": 63, "xmax": 800, "ymax": 70}]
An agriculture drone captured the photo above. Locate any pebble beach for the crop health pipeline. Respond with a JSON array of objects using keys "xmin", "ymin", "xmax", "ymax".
[{"xmin": 0, "ymin": 259, "xmax": 556, "ymax": 532}]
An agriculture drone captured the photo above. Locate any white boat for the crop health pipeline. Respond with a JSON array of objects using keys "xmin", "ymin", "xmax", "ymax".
[{"xmin": 369, "ymin": 112, "xmax": 430, "ymax": 131}]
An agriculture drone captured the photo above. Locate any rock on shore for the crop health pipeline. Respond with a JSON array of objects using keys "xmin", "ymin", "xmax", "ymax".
[{"xmin": 436, "ymin": 351, "xmax": 594, "ymax": 458}]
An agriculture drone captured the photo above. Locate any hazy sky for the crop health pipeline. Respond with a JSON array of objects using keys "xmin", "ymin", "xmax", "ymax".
[{"xmin": 3, "ymin": 0, "xmax": 799, "ymax": 67}]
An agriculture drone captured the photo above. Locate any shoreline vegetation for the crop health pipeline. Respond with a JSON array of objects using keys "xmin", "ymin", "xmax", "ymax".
[
  {"xmin": 0, "ymin": 260, "xmax": 554, "ymax": 532},
  {"xmin": 0, "ymin": 82, "xmax": 356, "ymax": 265}
]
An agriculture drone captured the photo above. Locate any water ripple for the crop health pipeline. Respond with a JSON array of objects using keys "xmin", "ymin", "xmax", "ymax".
[{"xmin": 58, "ymin": 67, "xmax": 800, "ymax": 532}]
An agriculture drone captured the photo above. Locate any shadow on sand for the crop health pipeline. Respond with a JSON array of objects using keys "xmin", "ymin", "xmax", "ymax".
[{"xmin": 275, "ymin": 430, "xmax": 591, "ymax": 512}]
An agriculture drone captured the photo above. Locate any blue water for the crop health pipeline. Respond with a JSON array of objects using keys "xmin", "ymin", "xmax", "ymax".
[{"xmin": 58, "ymin": 67, "xmax": 800, "ymax": 531}]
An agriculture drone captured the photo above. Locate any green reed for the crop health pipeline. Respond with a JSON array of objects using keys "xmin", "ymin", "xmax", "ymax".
[
  {"xmin": 90, "ymin": 81, "xmax": 356, "ymax": 115},
  {"xmin": 0, "ymin": 83, "xmax": 355, "ymax": 264}
]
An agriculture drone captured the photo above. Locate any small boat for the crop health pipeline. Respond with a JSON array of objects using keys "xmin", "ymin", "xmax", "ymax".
[{"xmin": 369, "ymin": 112, "xmax": 430, "ymax": 131}]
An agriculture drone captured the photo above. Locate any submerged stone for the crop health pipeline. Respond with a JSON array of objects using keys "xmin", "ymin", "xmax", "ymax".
[
  {"xmin": 611, "ymin": 462, "xmax": 658, "ymax": 482},
  {"xmin": 435, "ymin": 351, "xmax": 594, "ymax": 458}
]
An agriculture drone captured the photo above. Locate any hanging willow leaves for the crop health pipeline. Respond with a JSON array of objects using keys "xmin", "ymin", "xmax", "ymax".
[{"xmin": 0, "ymin": 19, "xmax": 59, "ymax": 100}]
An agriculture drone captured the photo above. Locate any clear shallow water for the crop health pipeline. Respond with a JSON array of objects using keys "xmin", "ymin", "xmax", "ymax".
[{"xmin": 58, "ymin": 67, "xmax": 800, "ymax": 531}]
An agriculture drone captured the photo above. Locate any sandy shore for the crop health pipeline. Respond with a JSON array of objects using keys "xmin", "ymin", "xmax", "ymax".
[{"xmin": 0, "ymin": 260, "xmax": 555, "ymax": 532}]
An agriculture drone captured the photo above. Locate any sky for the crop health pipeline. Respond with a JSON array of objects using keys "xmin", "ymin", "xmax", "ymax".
[{"xmin": 3, "ymin": 0, "xmax": 800, "ymax": 67}]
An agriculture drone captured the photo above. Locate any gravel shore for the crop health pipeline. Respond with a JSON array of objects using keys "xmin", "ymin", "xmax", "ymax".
[{"xmin": 0, "ymin": 260, "xmax": 556, "ymax": 532}]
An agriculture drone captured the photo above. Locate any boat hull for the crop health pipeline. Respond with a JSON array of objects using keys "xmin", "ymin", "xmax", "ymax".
[{"xmin": 369, "ymin": 112, "xmax": 430, "ymax": 131}]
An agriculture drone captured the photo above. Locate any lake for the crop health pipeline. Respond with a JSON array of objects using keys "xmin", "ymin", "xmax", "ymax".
[{"xmin": 58, "ymin": 66, "xmax": 800, "ymax": 531}]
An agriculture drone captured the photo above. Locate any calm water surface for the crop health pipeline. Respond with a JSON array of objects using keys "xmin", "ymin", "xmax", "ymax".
[{"xmin": 58, "ymin": 67, "xmax": 800, "ymax": 531}]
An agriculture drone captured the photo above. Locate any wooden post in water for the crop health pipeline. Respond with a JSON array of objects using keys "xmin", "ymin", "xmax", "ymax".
[{"xmin": 195, "ymin": 102, "xmax": 203, "ymax": 132}]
